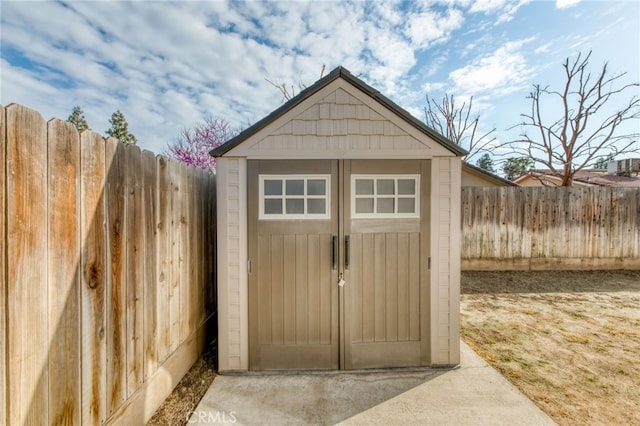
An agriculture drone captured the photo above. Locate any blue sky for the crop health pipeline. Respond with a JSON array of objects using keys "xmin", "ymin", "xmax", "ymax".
[{"xmin": 1, "ymin": 0, "xmax": 639, "ymax": 164}]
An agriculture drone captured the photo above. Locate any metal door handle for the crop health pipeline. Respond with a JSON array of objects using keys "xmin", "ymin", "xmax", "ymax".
[
  {"xmin": 332, "ymin": 236, "xmax": 337, "ymax": 270},
  {"xmin": 344, "ymin": 235, "xmax": 350, "ymax": 269}
]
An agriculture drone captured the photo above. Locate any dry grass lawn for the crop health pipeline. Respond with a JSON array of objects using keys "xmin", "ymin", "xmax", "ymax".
[{"xmin": 461, "ymin": 270, "xmax": 640, "ymax": 426}]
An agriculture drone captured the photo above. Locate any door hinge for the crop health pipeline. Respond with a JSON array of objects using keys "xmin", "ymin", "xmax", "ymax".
[
  {"xmin": 428, "ymin": 257, "xmax": 431, "ymax": 270},
  {"xmin": 247, "ymin": 259, "xmax": 251, "ymax": 273}
]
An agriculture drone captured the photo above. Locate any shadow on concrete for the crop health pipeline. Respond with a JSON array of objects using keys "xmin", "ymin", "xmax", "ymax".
[
  {"xmin": 191, "ymin": 369, "xmax": 445, "ymax": 425},
  {"xmin": 190, "ymin": 342, "xmax": 555, "ymax": 426}
]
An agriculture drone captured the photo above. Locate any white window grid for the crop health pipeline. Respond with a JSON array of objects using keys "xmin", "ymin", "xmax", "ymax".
[
  {"xmin": 259, "ymin": 174, "xmax": 331, "ymax": 220},
  {"xmin": 351, "ymin": 174, "xmax": 420, "ymax": 219}
]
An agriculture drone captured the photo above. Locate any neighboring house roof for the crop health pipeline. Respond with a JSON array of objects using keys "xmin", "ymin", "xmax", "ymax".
[
  {"xmin": 462, "ymin": 162, "xmax": 519, "ymax": 187},
  {"xmin": 210, "ymin": 66, "xmax": 468, "ymax": 158},
  {"xmin": 514, "ymin": 169, "xmax": 640, "ymax": 187}
]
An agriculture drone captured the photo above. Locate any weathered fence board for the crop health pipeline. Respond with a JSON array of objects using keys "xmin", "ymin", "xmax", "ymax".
[
  {"xmin": 169, "ymin": 158, "xmax": 182, "ymax": 353},
  {"xmin": 126, "ymin": 144, "xmax": 143, "ymax": 397},
  {"xmin": 6, "ymin": 104, "xmax": 50, "ymax": 425},
  {"xmin": 47, "ymin": 119, "xmax": 82, "ymax": 425},
  {"xmin": 106, "ymin": 138, "xmax": 127, "ymax": 415},
  {"xmin": 156, "ymin": 156, "xmax": 171, "ymax": 364},
  {"xmin": 80, "ymin": 130, "xmax": 108, "ymax": 425},
  {"xmin": 180, "ymin": 165, "xmax": 191, "ymax": 343},
  {"xmin": 1, "ymin": 104, "xmax": 217, "ymax": 425},
  {"xmin": 0, "ymin": 105, "xmax": 6, "ymax": 426},
  {"xmin": 143, "ymin": 150, "xmax": 158, "ymax": 380},
  {"xmin": 462, "ymin": 187, "xmax": 640, "ymax": 270}
]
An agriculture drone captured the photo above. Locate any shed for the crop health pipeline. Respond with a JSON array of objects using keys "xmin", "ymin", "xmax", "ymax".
[{"xmin": 212, "ymin": 66, "xmax": 466, "ymax": 372}]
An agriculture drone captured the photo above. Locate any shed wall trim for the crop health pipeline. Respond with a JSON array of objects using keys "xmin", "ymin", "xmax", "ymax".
[
  {"xmin": 216, "ymin": 158, "xmax": 249, "ymax": 371},
  {"xmin": 429, "ymin": 157, "xmax": 461, "ymax": 366}
]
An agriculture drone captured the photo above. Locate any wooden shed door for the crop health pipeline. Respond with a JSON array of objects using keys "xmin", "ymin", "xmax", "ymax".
[
  {"xmin": 248, "ymin": 160, "xmax": 340, "ymax": 370},
  {"xmin": 248, "ymin": 159, "xmax": 429, "ymax": 370},
  {"xmin": 343, "ymin": 160, "xmax": 430, "ymax": 369}
]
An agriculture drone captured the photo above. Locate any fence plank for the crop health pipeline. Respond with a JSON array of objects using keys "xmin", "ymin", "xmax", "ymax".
[
  {"xmin": 169, "ymin": 159, "xmax": 182, "ymax": 352},
  {"xmin": 105, "ymin": 138, "xmax": 127, "ymax": 415},
  {"xmin": 142, "ymin": 150, "xmax": 158, "ymax": 380},
  {"xmin": 188, "ymin": 167, "xmax": 199, "ymax": 334},
  {"xmin": 180, "ymin": 164, "xmax": 192, "ymax": 342},
  {"xmin": 462, "ymin": 186, "xmax": 640, "ymax": 270},
  {"xmin": 6, "ymin": 104, "xmax": 49, "ymax": 424},
  {"xmin": 80, "ymin": 130, "xmax": 108, "ymax": 425},
  {"xmin": 47, "ymin": 119, "xmax": 82, "ymax": 425},
  {"xmin": 0, "ymin": 105, "xmax": 6, "ymax": 426},
  {"xmin": 155, "ymin": 156, "xmax": 171, "ymax": 363},
  {"xmin": 126, "ymin": 144, "xmax": 144, "ymax": 396}
]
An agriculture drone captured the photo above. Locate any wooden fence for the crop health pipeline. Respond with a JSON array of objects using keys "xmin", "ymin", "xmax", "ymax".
[
  {"xmin": 1, "ymin": 104, "xmax": 217, "ymax": 425},
  {"xmin": 461, "ymin": 187, "xmax": 640, "ymax": 270}
]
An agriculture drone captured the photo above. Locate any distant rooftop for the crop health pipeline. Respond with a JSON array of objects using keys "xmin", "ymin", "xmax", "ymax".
[{"xmin": 514, "ymin": 169, "xmax": 640, "ymax": 187}]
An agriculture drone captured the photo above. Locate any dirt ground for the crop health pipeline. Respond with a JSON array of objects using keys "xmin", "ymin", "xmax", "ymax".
[
  {"xmin": 147, "ymin": 339, "xmax": 218, "ymax": 426},
  {"xmin": 461, "ymin": 270, "xmax": 640, "ymax": 426},
  {"xmin": 148, "ymin": 270, "xmax": 640, "ymax": 425}
]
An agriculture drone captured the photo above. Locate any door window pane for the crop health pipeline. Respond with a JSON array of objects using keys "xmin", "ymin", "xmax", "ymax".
[
  {"xmin": 377, "ymin": 179, "xmax": 394, "ymax": 195},
  {"xmin": 286, "ymin": 179, "xmax": 304, "ymax": 195},
  {"xmin": 355, "ymin": 198, "xmax": 374, "ymax": 214},
  {"xmin": 264, "ymin": 179, "xmax": 282, "ymax": 196},
  {"xmin": 398, "ymin": 179, "xmax": 415, "ymax": 195},
  {"xmin": 307, "ymin": 179, "xmax": 326, "ymax": 196},
  {"xmin": 398, "ymin": 198, "xmax": 415, "ymax": 213},
  {"xmin": 286, "ymin": 199, "xmax": 304, "ymax": 214},
  {"xmin": 307, "ymin": 199, "xmax": 326, "ymax": 214},
  {"xmin": 264, "ymin": 199, "xmax": 282, "ymax": 214},
  {"xmin": 377, "ymin": 198, "xmax": 394, "ymax": 213},
  {"xmin": 355, "ymin": 179, "xmax": 374, "ymax": 195}
]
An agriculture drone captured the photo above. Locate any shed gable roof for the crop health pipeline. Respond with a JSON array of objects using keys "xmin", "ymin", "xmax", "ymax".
[{"xmin": 211, "ymin": 66, "xmax": 467, "ymax": 158}]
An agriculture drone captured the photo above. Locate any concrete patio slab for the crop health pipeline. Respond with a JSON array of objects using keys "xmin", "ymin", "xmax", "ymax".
[{"xmin": 190, "ymin": 341, "xmax": 554, "ymax": 425}]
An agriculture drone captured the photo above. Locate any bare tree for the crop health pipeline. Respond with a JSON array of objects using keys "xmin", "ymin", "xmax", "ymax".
[
  {"xmin": 424, "ymin": 93, "xmax": 496, "ymax": 160},
  {"xmin": 510, "ymin": 51, "xmax": 640, "ymax": 186},
  {"xmin": 266, "ymin": 65, "xmax": 326, "ymax": 102}
]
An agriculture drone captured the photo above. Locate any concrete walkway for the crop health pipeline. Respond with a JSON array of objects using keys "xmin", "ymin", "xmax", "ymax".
[{"xmin": 191, "ymin": 342, "xmax": 554, "ymax": 425}]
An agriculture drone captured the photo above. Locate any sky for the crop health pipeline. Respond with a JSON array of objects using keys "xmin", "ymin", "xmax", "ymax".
[{"xmin": 1, "ymin": 0, "xmax": 639, "ymax": 165}]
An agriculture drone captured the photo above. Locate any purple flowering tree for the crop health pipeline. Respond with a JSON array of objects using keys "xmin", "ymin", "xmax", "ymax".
[{"xmin": 166, "ymin": 115, "xmax": 238, "ymax": 172}]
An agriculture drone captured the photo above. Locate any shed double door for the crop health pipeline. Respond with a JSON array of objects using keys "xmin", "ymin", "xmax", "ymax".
[{"xmin": 248, "ymin": 159, "xmax": 430, "ymax": 370}]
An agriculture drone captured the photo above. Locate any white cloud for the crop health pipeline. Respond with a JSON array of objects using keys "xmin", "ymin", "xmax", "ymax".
[
  {"xmin": 448, "ymin": 38, "xmax": 535, "ymax": 97},
  {"xmin": 469, "ymin": 0, "xmax": 531, "ymax": 23},
  {"xmin": 405, "ymin": 8, "xmax": 465, "ymax": 49},
  {"xmin": 556, "ymin": 0, "xmax": 581, "ymax": 9}
]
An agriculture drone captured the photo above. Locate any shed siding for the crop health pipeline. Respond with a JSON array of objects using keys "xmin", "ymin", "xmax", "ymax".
[
  {"xmin": 224, "ymin": 81, "xmax": 455, "ymax": 159},
  {"xmin": 258, "ymin": 87, "xmax": 424, "ymax": 152},
  {"xmin": 430, "ymin": 158, "xmax": 461, "ymax": 365},
  {"xmin": 216, "ymin": 158, "xmax": 248, "ymax": 371}
]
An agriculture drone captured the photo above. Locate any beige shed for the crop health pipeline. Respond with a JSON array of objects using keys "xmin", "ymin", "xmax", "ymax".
[{"xmin": 211, "ymin": 67, "xmax": 466, "ymax": 372}]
